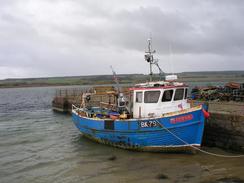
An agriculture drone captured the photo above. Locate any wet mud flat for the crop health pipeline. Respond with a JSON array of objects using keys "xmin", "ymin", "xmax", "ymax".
[{"xmin": 64, "ymin": 139, "xmax": 244, "ymax": 183}]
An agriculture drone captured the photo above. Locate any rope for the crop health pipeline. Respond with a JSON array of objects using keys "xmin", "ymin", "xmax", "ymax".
[{"xmin": 156, "ymin": 120, "xmax": 244, "ymax": 158}]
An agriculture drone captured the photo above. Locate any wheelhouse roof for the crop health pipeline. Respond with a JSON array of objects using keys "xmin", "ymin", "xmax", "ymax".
[{"xmin": 129, "ymin": 81, "xmax": 188, "ymax": 91}]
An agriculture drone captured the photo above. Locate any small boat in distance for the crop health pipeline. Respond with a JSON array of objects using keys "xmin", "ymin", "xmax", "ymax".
[{"xmin": 72, "ymin": 39, "xmax": 208, "ymax": 152}]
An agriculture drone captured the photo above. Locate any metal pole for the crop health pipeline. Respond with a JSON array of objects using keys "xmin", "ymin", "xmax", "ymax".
[
  {"xmin": 146, "ymin": 38, "xmax": 154, "ymax": 82},
  {"xmin": 149, "ymin": 62, "xmax": 153, "ymax": 82}
]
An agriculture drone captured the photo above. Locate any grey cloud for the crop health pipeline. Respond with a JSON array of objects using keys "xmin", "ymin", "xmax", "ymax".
[
  {"xmin": 109, "ymin": 5, "xmax": 244, "ymax": 55},
  {"xmin": 55, "ymin": 4, "xmax": 244, "ymax": 55},
  {"xmin": 0, "ymin": 0, "xmax": 244, "ymax": 79}
]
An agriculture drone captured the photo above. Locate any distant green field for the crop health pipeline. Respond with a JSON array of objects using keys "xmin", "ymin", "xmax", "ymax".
[{"xmin": 0, "ymin": 71, "xmax": 244, "ymax": 88}]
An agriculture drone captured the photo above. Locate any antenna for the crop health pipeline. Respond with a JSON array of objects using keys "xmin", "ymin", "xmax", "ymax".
[{"xmin": 169, "ymin": 43, "xmax": 174, "ymax": 75}]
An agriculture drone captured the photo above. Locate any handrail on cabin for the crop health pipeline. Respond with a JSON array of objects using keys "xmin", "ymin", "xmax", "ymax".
[{"xmin": 72, "ymin": 104, "xmax": 79, "ymax": 111}]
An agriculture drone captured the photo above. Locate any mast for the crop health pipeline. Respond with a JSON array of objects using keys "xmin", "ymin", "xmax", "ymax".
[
  {"xmin": 110, "ymin": 66, "xmax": 128, "ymax": 112},
  {"xmin": 145, "ymin": 38, "xmax": 156, "ymax": 82},
  {"xmin": 110, "ymin": 65, "xmax": 121, "ymax": 93},
  {"xmin": 144, "ymin": 38, "xmax": 166, "ymax": 81}
]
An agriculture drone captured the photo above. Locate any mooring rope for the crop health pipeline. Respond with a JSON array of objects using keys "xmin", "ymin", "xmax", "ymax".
[{"xmin": 156, "ymin": 120, "xmax": 244, "ymax": 158}]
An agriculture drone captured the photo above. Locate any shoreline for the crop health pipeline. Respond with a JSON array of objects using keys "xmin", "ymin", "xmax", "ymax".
[{"xmin": 1, "ymin": 78, "xmax": 244, "ymax": 89}]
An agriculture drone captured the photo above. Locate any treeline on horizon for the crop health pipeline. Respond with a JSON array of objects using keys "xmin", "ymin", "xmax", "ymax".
[{"xmin": 1, "ymin": 71, "xmax": 244, "ymax": 88}]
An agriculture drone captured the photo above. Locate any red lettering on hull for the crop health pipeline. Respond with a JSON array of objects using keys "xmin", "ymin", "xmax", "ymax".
[{"xmin": 170, "ymin": 114, "xmax": 193, "ymax": 124}]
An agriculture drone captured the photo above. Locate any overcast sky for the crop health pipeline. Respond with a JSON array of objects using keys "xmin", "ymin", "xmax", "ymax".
[{"xmin": 0, "ymin": 0, "xmax": 244, "ymax": 79}]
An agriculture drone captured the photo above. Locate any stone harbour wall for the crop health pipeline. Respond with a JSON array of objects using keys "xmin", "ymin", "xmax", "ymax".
[{"xmin": 203, "ymin": 111, "xmax": 244, "ymax": 152}]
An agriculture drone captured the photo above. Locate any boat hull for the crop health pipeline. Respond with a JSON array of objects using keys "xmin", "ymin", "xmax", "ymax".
[{"xmin": 72, "ymin": 106, "xmax": 205, "ymax": 152}]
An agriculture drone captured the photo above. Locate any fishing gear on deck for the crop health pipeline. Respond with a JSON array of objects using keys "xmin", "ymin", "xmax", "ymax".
[{"xmin": 110, "ymin": 66, "xmax": 129, "ymax": 113}]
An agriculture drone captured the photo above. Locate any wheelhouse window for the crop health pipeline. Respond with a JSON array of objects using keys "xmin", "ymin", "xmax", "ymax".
[
  {"xmin": 135, "ymin": 92, "xmax": 142, "ymax": 103},
  {"xmin": 144, "ymin": 91, "xmax": 160, "ymax": 103},
  {"xmin": 162, "ymin": 90, "xmax": 173, "ymax": 102},
  {"xmin": 184, "ymin": 88, "xmax": 188, "ymax": 99},
  {"xmin": 174, "ymin": 88, "xmax": 184, "ymax": 101}
]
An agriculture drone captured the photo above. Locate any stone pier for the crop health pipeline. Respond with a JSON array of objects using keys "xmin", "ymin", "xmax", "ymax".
[{"xmin": 203, "ymin": 102, "xmax": 244, "ymax": 152}]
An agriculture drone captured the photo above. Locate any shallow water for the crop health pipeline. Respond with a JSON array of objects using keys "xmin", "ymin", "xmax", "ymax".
[{"xmin": 0, "ymin": 86, "xmax": 243, "ymax": 183}]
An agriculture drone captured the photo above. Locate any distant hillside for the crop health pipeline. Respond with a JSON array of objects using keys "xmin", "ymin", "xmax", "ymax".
[
  {"xmin": 0, "ymin": 71, "xmax": 244, "ymax": 88},
  {"xmin": 179, "ymin": 71, "xmax": 244, "ymax": 82},
  {"xmin": 181, "ymin": 70, "xmax": 244, "ymax": 76}
]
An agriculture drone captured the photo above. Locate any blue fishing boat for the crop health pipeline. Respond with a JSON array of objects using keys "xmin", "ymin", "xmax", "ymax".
[{"xmin": 72, "ymin": 39, "xmax": 209, "ymax": 152}]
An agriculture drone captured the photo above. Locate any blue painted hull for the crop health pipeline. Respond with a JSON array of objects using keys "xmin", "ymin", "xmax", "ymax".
[{"xmin": 72, "ymin": 106, "xmax": 205, "ymax": 152}]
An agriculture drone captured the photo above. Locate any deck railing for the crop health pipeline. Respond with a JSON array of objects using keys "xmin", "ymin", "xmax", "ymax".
[{"xmin": 55, "ymin": 88, "xmax": 93, "ymax": 97}]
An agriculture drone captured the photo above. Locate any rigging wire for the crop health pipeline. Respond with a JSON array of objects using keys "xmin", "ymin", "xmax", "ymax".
[{"xmin": 156, "ymin": 120, "xmax": 244, "ymax": 158}]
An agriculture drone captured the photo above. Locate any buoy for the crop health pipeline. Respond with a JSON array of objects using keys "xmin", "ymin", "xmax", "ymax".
[
  {"xmin": 110, "ymin": 115, "xmax": 118, "ymax": 120},
  {"xmin": 202, "ymin": 109, "xmax": 210, "ymax": 118}
]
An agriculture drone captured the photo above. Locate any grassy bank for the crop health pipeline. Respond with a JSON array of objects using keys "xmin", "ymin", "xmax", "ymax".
[{"xmin": 1, "ymin": 71, "xmax": 244, "ymax": 88}]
